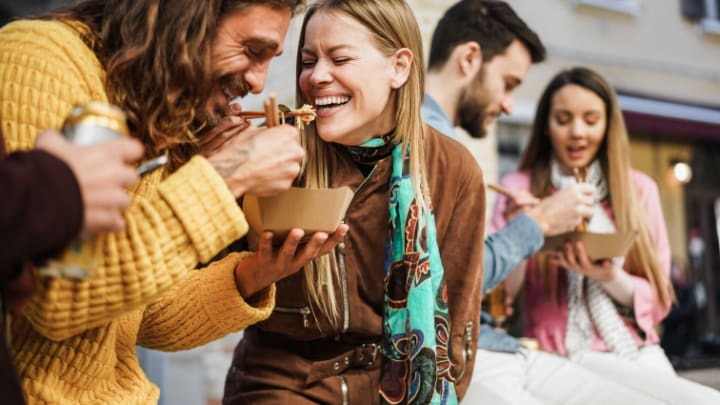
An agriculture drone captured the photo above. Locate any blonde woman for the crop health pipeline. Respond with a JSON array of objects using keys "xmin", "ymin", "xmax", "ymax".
[
  {"xmin": 223, "ymin": 1, "xmax": 486, "ymax": 403},
  {"xmin": 492, "ymin": 67, "xmax": 720, "ymax": 404}
]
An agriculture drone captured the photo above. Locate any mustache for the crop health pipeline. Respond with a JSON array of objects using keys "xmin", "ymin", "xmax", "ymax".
[
  {"xmin": 219, "ymin": 74, "xmax": 251, "ymax": 100},
  {"xmin": 199, "ymin": 75, "xmax": 252, "ymax": 130}
]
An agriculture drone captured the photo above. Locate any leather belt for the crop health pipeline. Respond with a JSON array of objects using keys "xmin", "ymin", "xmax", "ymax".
[{"xmin": 247, "ymin": 328, "xmax": 381, "ymax": 368}]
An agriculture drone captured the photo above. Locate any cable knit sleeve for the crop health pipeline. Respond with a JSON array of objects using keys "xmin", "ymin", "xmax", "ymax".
[
  {"xmin": 0, "ymin": 20, "xmax": 249, "ymax": 340},
  {"xmin": 138, "ymin": 252, "xmax": 275, "ymax": 351}
]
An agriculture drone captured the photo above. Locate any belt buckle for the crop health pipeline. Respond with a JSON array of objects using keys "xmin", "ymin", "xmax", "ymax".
[{"xmin": 361, "ymin": 343, "xmax": 379, "ymax": 366}]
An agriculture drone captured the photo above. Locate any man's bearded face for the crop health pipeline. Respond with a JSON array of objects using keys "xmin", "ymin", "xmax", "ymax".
[{"xmin": 456, "ymin": 67, "xmax": 498, "ymax": 138}]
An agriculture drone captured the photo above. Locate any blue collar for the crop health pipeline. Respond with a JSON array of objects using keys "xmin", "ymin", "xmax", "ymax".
[{"xmin": 421, "ymin": 92, "xmax": 456, "ymax": 139}]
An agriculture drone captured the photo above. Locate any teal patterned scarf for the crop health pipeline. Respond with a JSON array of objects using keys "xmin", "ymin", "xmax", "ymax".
[{"xmin": 343, "ymin": 134, "xmax": 457, "ymax": 405}]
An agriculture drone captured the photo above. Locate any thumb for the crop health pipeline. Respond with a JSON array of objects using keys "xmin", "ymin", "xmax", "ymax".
[{"xmin": 226, "ymin": 102, "xmax": 244, "ymax": 116}]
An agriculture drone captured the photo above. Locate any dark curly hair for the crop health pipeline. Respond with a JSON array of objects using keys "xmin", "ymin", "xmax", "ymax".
[{"xmin": 47, "ymin": 0, "xmax": 306, "ymax": 170}]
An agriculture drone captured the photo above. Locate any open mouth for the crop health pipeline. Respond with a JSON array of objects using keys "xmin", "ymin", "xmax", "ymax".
[
  {"xmin": 220, "ymin": 74, "xmax": 250, "ymax": 103},
  {"xmin": 314, "ymin": 96, "xmax": 351, "ymax": 116},
  {"xmin": 223, "ymin": 86, "xmax": 234, "ymax": 102},
  {"xmin": 222, "ymin": 86, "xmax": 247, "ymax": 104},
  {"xmin": 567, "ymin": 145, "xmax": 587, "ymax": 159}
]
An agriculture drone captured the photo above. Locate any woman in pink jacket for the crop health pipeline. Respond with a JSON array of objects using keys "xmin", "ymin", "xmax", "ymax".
[{"xmin": 493, "ymin": 67, "xmax": 720, "ymax": 404}]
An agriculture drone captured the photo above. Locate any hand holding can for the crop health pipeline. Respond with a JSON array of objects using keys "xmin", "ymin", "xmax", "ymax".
[{"xmin": 37, "ymin": 102, "xmax": 144, "ymax": 279}]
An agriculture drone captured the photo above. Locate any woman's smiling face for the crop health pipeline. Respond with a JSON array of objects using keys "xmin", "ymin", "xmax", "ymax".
[
  {"xmin": 548, "ymin": 83, "xmax": 607, "ymax": 170},
  {"xmin": 298, "ymin": 10, "xmax": 401, "ymax": 146}
]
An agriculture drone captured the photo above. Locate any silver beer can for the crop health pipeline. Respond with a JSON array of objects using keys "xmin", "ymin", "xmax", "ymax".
[
  {"xmin": 62, "ymin": 101, "xmax": 129, "ymax": 144},
  {"xmin": 40, "ymin": 101, "xmax": 130, "ymax": 279}
]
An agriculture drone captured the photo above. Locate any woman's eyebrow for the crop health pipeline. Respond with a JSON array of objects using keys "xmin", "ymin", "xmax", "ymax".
[{"xmin": 302, "ymin": 44, "xmax": 356, "ymax": 55}]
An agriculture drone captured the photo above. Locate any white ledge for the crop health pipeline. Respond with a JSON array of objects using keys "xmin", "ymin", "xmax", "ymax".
[
  {"xmin": 575, "ymin": 0, "xmax": 641, "ymax": 17},
  {"xmin": 617, "ymin": 94, "xmax": 720, "ymax": 125},
  {"xmin": 700, "ymin": 18, "xmax": 720, "ymax": 36}
]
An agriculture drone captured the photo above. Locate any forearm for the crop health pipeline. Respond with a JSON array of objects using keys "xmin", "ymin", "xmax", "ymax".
[
  {"xmin": 24, "ymin": 158, "xmax": 249, "ymax": 340},
  {"xmin": 138, "ymin": 252, "xmax": 275, "ymax": 351},
  {"xmin": 600, "ymin": 265, "xmax": 635, "ymax": 307},
  {"xmin": 504, "ymin": 262, "xmax": 527, "ymax": 301},
  {"xmin": 483, "ymin": 213, "xmax": 543, "ymax": 292}
]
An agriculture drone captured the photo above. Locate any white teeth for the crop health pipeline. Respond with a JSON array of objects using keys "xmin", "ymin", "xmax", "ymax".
[
  {"xmin": 315, "ymin": 96, "xmax": 350, "ymax": 106},
  {"xmin": 222, "ymin": 86, "xmax": 233, "ymax": 101}
]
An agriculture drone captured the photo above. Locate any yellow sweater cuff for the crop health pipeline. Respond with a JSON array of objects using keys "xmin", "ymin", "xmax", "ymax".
[
  {"xmin": 158, "ymin": 156, "xmax": 248, "ymax": 262},
  {"xmin": 202, "ymin": 252, "xmax": 275, "ymax": 333}
]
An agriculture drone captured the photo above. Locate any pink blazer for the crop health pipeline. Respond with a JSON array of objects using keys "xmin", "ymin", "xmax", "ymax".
[{"xmin": 492, "ymin": 170, "xmax": 672, "ymax": 355}]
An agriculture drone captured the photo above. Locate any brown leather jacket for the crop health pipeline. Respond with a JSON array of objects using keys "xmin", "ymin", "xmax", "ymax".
[{"xmin": 224, "ymin": 128, "xmax": 485, "ymax": 404}]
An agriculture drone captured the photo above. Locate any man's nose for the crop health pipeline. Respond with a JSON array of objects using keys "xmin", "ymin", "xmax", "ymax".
[{"xmin": 244, "ymin": 64, "xmax": 270, "ymax": 94}]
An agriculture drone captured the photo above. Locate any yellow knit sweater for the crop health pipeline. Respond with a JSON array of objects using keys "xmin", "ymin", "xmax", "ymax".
[{"xmin": 0, "ymin": 20, "xmax": 274, "ymax": 404}]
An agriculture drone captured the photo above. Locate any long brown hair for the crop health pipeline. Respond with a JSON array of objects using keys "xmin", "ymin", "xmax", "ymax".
[
  {"xmin": 47, "ymin": 0, "xmax": 305, "ymax": 170},
  {"xmin": 295, "ymin": 0, "xmax": 427, "ymax": 327},
  {"xmin": 519, "ymin": 67, "xmax": 674, "ymax": 309}
]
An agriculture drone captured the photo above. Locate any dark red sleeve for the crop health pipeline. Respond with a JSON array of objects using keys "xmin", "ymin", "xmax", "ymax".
[
  {"xmin": 0, "ymin": 143, "xmax": 84, "ymax": 281},
  {"xmin": 0, "ymin": 134, "xmax": 84, "ymax": 405}
]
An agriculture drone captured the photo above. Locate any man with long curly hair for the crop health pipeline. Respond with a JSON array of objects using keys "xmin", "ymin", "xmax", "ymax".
[{"xmin": 0, "ymin": 1, "xmax": 346, "ymax": 403}]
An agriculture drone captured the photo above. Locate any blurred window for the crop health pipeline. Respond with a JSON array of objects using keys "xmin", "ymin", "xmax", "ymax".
[
  {"xmin": 497, "ymin": 122, "xmax": 531, "ymax": 180},
  {"xmin": 681, "ymin": 0, "xmax": 720, "ymax": 35}
]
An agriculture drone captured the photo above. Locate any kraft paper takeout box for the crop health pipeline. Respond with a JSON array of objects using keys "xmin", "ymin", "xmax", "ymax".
[
  {"xmin": 540, "ymin": 230, "xmax": 638, "ymax": 260},
  {"xmin": 242, "ymin": 186, "xmax": 354, "ymax": 241}
]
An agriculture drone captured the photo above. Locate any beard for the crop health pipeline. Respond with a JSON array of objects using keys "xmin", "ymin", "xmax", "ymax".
[
  {"xmin": 196, "ymin": 74, "xmax": 252, "ymax": 132},
  {"xmin": 456, "ymin": 91, "xmax": 490, "ymax": 138},
  {"xmin": 455, "ymin": 67, "xmax": 496, "ymax": 138},
  {"xmin": 219, "ymin": 73, "xmax": 251, "ymax": 103}
]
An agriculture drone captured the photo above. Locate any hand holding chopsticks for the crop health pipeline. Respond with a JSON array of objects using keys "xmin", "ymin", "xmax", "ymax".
[{"xmin": 488, "ymin": 180, "xmax": 595, "ymax": 236}]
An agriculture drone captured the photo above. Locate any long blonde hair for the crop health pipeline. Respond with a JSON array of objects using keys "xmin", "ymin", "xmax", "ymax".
[
  {"xmin": 295, "ymin": 0, "xmax": 427, "ymax": 327},
  {"xmin": 519, "ymin": 67, "xmax": 674, "ymax": 309}
]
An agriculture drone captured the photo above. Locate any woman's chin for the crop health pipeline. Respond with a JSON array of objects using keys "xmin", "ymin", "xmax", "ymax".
[
  {"xmin": 557, "ymin": 155, "xmax": 590, "ymax": 170},
  {"xmin": 317, "ymin": 129, "xmax": 344, "ymax": 144}
]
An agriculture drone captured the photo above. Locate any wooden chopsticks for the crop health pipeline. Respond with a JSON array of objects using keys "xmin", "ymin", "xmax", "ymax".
[
  {"xmin": 573, "ymin": 167, "xmax": 588, "ymax": 232},
  {"xmin": 237, "ymin": 95, "xmax": 316, "ymax": 128},
  {"xmin": 263, "ymin": 94, "xmax": 279, "ymax": 127},
  {"xmin": 488, "ymin": 183, "xmax": 514, "ymax": 198}
]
